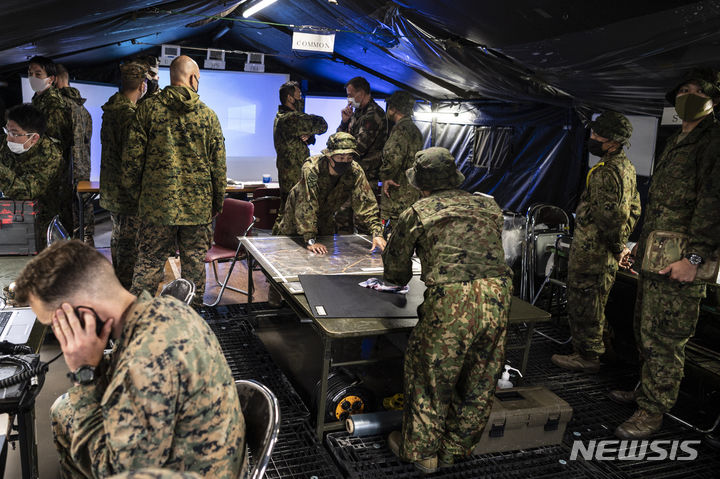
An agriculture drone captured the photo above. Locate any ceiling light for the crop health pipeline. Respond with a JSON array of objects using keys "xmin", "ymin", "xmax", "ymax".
[{"xmin": 242, "ymin": 0, "xmax": 279, "ymax": 18}]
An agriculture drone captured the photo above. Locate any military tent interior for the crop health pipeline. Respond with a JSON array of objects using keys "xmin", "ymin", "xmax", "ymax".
[{"xmin": 1, "ymin": 1, "xmax": 720, "ymax": 478}]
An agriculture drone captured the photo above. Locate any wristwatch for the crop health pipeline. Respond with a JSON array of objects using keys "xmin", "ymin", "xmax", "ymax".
[
  {"xmin": 68, "ymin": 365, "xmax": 96, "ymax": 385},
  {"xmin": 684, "ymin": 253, "xmax": 704, "ymax": 266},
  {"xmin": 307, "ymin": 238, "xmax": 316, "ymax": 247}
]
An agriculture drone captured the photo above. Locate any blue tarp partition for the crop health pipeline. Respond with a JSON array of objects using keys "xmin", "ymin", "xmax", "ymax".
[{"xmin": 415, "ymin": 101, "xmax": 586, "ymax": 215}]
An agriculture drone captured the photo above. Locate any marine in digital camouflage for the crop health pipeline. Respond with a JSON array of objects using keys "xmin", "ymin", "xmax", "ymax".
[
  {"xmin": 0, "ymin": 134, "xmax": 63, "ymax": 250},
  {"xmin": 337, "ymin": 98, "xmax": 388, "ymax": 185},
  {"xmin": 51, "ymin": 292, "xmax": 246, "ymax": 479},
  {"xmin": 567, "ymin": 148, "xmax": 640, "ymax": 359},
  {"xmin": 382, "ymin": 148, "xmax": 512, "ymax": 462},
  {"xmin": 60, "ymin": 85, "xmax": 95, "ymax": 239},
  {"xmin": 32, "ymin": 85, "xmax": 74, "ymax": 228},
  {"xmin": 109, "ymin": 469, "xmax": 203, "ymax": 479},
  {"xmin": 101, "ymin": 91, "xmax": 140, "ymax": 289},
  {"xmin": 632, "ymin": 111, "xmax": 720, "ymax": 415},
  {"xmin": 122, "ymin": 85, "xmax": 226, "ymax": 301},
  {"xmin": 379, "ymin": 116, "xmax": 423, "ymax": 223},
  {"xmin": 131, "ymin": 222, "xmax": 212, "ymax": 304},
  {"xmin": 273, "ymin": 105, "xmax": 328, "ymax": 196},
  {"xmin": 122, "ymin": 85, "xmax": 227, "ymax": 225},
  {"xmin": 273, "ymin": 155, "xmax": 383, "ymax": 241}
]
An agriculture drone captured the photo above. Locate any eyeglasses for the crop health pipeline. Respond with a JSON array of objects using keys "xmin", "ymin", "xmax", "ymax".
[{"xmin": 3, "ymin": 127, "xmax": 33, "ymax": 139}]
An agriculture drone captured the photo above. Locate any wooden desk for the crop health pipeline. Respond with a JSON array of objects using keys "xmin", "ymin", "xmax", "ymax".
[
  {"xmin": 75, "ymin": 180, "xmax": 280, "ymax": 240},
  {"xmin": 241, "ymin": 235, "xmax": 551, "ymax": 439}
]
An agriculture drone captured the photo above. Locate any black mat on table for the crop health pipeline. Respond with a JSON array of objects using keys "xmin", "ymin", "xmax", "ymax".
[{"xmin": 299, "ymin": 274, "xmax": 426, "ymax": 318}]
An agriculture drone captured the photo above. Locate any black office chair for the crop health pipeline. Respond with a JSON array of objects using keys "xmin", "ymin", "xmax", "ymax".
[
  {"xmin": 235, "ymin": 379, "xmax": 280, "ymax": 479},
  {"xmin": 159, "ymin": 278, "xmax": 196, "ymax": 305}
]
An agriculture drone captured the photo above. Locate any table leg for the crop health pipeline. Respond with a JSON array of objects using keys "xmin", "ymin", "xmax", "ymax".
[
  {"xmin": 315, "ymin": 335, "xmax": 332, "ymax": 441},
  {"xmin": 17, "ymin": 407, "xmax": 38, "ymax": 479},
  {"xmin": 75, "ymin": 190, "xmax": 84, "ymax": 240},
  {"xmin": 247, "ymin": 255, "xmax": 254, "ymax": 306},
  {"xmin": 520, "ymin": 321, "xmax": 535, "ymax": 379}
]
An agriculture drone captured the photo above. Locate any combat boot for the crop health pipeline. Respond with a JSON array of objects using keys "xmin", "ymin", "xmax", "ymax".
[
  {"xmin": 615, "ymin": 409, "xmax": 663, "ymax": 439},
  {"xmin": 551, "ymin": 352, "xmax": 600, "ymax": 373},
  {"xmin": 608, "ymin": 389, "xmax": 638, "ymax": 406},
  {"xmin": 388, "ymin": 430, "xmax": 438, "ymax": 474}
]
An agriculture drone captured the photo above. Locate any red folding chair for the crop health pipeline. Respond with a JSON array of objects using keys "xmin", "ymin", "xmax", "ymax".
[
  {"xmin": 251, "ymin": 187, "xmax": 282, "ymax": 230},
  {"xmin": 204, "ymin": 198, "xmax": 256, "ymax": 307}
]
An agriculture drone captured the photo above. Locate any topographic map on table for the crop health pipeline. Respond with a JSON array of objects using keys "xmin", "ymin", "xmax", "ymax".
[{"xmin": 241, "ymin": 234, "xmax": 421, "ymax": 285}]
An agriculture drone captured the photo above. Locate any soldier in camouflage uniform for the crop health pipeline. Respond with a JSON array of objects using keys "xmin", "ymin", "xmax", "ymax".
[
  {"xmin": 611, "ymin": 68, "xmax": 720, "ymax": 439},
  {"xmin": 551, "ymin": 112, "xmax": 640, "ymax": 373},
  {"xmin": 13, "ymin": 240, "xmax": 246, "ymax": 478},
  {"xmin": 383, "ymin": 147, "xmax": 512, "ymax": 473},
  {"xmin": 134, "ymin": 55, "xmax": 161, "ymax": 103},
  {"xmin": 100, "ymin": 62, "xmax": 148, "ymax": 289},
  {"xmin": 273, "ymin": 132, "xmax": 386, "ymax": 253},
  {"xmin": 28, "ymin": 56, "xmax": 74, "ymax": 230},
  {"xmin": 336, "ymin": 77, "xmax": 388, "ymax": 233},
  {"xmin": 123, "ymin": 56, "xmax": 226, "ymax": 305},
  {"xmin": 57, "ymin": 64, "xmax": 95, "ymax": 245},
  {"xmin": 274, "ymin": 80, "xmax": 328, "ymax": 213},
  {"xmin": 380, "ymin": 91, "xmax": 423, "ymax": 231},
  {"xmin": 0, "ymin": 104, "xmax": 63, "ymax": 251}
]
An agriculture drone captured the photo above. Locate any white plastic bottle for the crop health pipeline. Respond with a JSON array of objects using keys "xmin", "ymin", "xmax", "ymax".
[{"xmin": 497, "ymin": 365, "xmax": 523, "ymax": 389}]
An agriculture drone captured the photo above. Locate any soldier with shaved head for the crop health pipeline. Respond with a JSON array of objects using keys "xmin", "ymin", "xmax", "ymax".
[{"xmin": 122, "ymin": 55, "xmax": 226, "ymax": 305}]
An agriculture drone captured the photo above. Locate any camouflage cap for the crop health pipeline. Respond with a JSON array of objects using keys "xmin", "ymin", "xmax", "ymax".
[
  {"xmin": 386, "ymin": 91, "xmax": 415, "ymax": 116},
  {"xmin": 322, "ymin": 132, "xmax": 358, "ymax": 157},
  {"xmin": 406, "ymin": 147, "xmax": 465, "ymax": 191},
  {"xmin": 665, "ymin": 67, "xmax": 720, "ymax": 105},
  {"xmin": 120, "ymin": 62, "xmax": 148, "ymax": 82},
  {"xmin": 589, "ymin": 111, "xmax": 633, "ymax": 145}
]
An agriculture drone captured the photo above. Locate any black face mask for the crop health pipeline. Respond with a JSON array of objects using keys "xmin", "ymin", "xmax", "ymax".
[
  {"xmin": 146, "ymin": 79, "xmax": 159, "ymax": 96},
  {"xmin": 331, "ymin": 159, "xmax": 351, "ymax": 176},
  {"xmin": 587, "ymin": 138, "xmax": 606, "ymax": 157}
]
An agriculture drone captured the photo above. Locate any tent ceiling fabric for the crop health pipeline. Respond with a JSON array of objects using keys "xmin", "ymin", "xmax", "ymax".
[{"xmin": 2, "ymin": 0, "xmax": 720, "ymax": 115}]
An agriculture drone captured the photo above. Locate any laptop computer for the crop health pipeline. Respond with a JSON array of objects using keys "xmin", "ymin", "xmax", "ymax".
[{"xmin": 0, "ymin": 307, "xmax": 36, "ymax": 344}]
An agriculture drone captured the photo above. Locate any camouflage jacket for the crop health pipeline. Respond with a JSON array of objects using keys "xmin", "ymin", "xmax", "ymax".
[
  {"xmin": 65, "ymin": 292, "xmax": 245, "ymax": 478},
  {"xmin": 569, "ymin": 150, "xmax": 641, "ymax": 274},
  {"xmin": 122, "ymin": 86, "xmax": 227, "ymax": 225},
  {"xmin": 60, "ymin": 86, "xmax": 92, "ymax": 183},
  {"xmin": 100, "ymin": 92, "xmax": 137, "ymax": 214},
  {"xmin": 273, "ymin": 105, "xmax": 328, "ymax": 194},
  {"xmin": 274, "ymin": 155, "xmax": 382, "ymax": 241},
  {"xmin": 379, "ymin": 116, "xmax": 423, "ymax": 221},
  {"xmin": 31, "ymin": 86, "xmax": 73, "ymax": 152},
  {"xmin": 0, "ymin": 134, "xmax": 63, "ymax": 228},
  {"xmin": 637, "ymin": 114, "xmax": 720, "ymax": 266},
  {"xmin": 337, "ymin": 98, "xmax": 388, "ymax": 183},
  {"xmin": 383, "ymin": 189, "xmax": 511, "ymax": 286}
]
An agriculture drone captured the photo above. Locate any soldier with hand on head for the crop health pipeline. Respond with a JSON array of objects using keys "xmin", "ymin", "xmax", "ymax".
[
  {"xmin": 551, "ymin": 111, "xmax": 640, "ymax": 373},
  {"xmin": 56, "ymin": 63, "xmax": 95, "ymax": 245},
  {"xmin": 610, "ymin": 68, "xmax": 720, "ymax": 440},
  {"xmin": 134, "ymin": 55, "xmax": 160, "ymax": 102},
  {"xmin": 273, "ymin": 80, "xmax": 328, "ymax": 212},
  {"xmin": 13, "ymin": 240, "xmax": 246, "ymax": 478},
  {"xmin": 273, "ymin": 132, "xmax": 386, "ymax": 255},
  {"xmin": 383, "ymin": 147, "xmax": 512, "ymax": 473},
  {"xmin": 123, "ymin": 55, "xmax": 226, "ymax": 306},
  {"xmin": 100, "ymin": 61, "xmax": 148, "ymax": 289},
  {"xmin": 0, "ymin": 104, "xmax": 63, "ymax": 250},
  {"xmin": 380, "ymin": 91, "xmax": 423, "ymax": 233}
]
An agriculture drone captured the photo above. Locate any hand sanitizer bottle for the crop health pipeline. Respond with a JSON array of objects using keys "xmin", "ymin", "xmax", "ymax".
[{"xmin": 497, "ymin": 365, "xmax": 523, "ymax": 389}]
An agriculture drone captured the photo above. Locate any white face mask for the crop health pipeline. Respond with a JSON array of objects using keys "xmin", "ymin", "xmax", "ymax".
[
  {"xmin": 6, "ymin": 135, "xmax": 34, "ymax": 154},
  {"xmin": 347, "ymin": 96, "xmax": 360, "ymax": 109},
  {"xmin": 29, "ymin": 76, "xmax": 50, "ymax": 93}
]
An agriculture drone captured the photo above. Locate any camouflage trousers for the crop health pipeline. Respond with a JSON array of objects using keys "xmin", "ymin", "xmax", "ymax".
[
  {"xmin": 131, "ymin": 221, "xmax": 212, "ymax": 306},
  {"xmin": 111, "ymin": 213, "xmax": 140, "ymax": 290},
  {"xmin": 634, "ymin": 273, "xmax": 705, "ymax": 414},
  {"xmin": 109, "ymin": 469, "xmax": 202, "ymax": 479},
  {"xmin": 566, "ymin": 265, "xmax": 618, "ymax": 359},
  {"xmin": 400, "ymin": 276, "xmax": 511, "ymax": 462},
  {"xmin": 51, "ymin": 392, "xmax": 95, "ymax": 478},
  {"xmin": 380, "ymin": 183, "xmax": 419, "ymax": 226}
]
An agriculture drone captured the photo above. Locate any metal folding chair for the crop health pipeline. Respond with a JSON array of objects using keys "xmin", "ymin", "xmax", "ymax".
[{"xmin": 235, "ymin": 379, "xmax": 280, "ymax": 479}]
